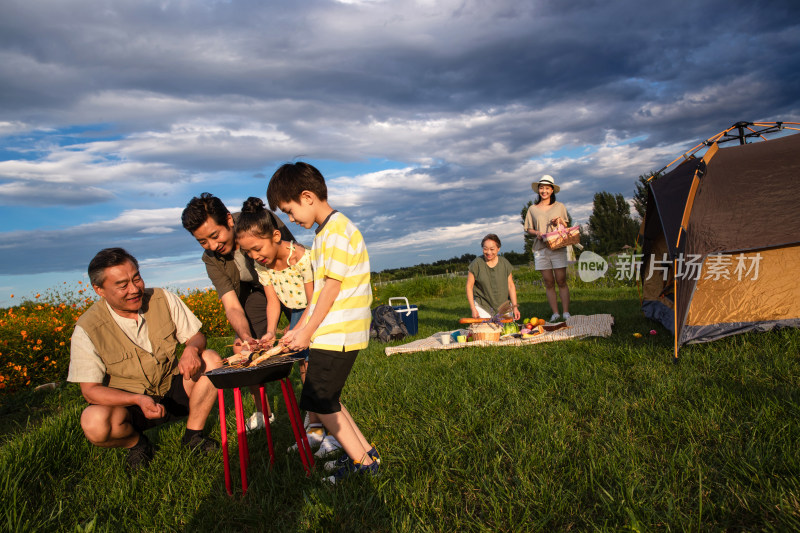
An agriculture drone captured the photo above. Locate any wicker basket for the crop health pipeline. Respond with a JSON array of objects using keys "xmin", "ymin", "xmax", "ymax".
[
  {"xmin": 543, "ymin": 224, "xmax": 581, "ymax": 250},
  {"xmin": 469, "ymin": 322, "xmax": 502, "ymax": 341}
]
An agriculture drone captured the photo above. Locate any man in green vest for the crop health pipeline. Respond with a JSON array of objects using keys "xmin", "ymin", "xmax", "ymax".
[
  {"xmin": 181, "ymin": 192, "xmax": 294, "ymax": 431},
  {"xmin": 68, "ymin": 248, "xmax": 222, "ymax": 472}
]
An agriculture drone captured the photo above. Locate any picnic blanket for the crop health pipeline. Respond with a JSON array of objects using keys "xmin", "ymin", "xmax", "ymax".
[{"xmin": 384, "ymin": 314, "xmax": 614, "ymax": 356}]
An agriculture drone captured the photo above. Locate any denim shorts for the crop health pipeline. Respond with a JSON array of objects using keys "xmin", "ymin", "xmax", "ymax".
[{"xmin": 282, "ymin": 304, "xmax": 305, "ymax": 329}]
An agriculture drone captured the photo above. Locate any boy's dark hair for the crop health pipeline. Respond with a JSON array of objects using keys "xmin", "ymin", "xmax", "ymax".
[
  {"xmin": 481, "ymin": 234, "xmax": 502, "ymax": 248},
  {"xmin": 266, "ymin": 162, "xmax": 327, "ymax": 210},
  {"xmin": 88, "ymin": 248, "xmax": 139, "ymax": 287},
  {"xmin": 181, "ymin": 193, "xmax": 230, "ymax": 233},
  {"xmin": 235, "ymin": 197, "xmax": 279, "ymax": 239}
]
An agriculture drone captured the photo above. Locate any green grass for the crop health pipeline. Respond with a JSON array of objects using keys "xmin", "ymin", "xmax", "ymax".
[{"xmin": 2, "ymin": 284, "xmax": 800, "ymax": 531}]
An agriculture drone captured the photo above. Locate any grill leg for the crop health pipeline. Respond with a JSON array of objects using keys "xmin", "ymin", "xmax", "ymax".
[
  {"xmin": 218, "ymin": 389, "xmax": 232, "ymax": 496},
  {"xmin": 233, "ymin": 387, "xmax": 249, "ymax": 494},
  {"xmin": 283, "ymin": 378, "xmax": 314, "ymax": 469},
  {"xmin": 259, "ymin": 385, "xmax": 275, "ymax": 466},
  {"xmin": 280, "ymin": 378, "xmax": 312, "ymax": 475}
]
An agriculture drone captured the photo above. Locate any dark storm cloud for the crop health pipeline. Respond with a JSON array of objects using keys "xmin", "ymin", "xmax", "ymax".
[
  {"xmin": 1, "ymin": 0, "xmax": 799, "ymax": 283},
  {"xmin": 2, "ymin": 0, "xmax": 798, "ymax": 123}
]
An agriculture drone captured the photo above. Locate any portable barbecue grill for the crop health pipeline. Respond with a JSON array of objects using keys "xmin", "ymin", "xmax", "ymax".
[
  {"xmin": 206, "ymin": 353, "xmax": 314, "ymax": 496},
  {"xmin": 205, "ymin": 353, "xmax": 305, "ymax": 389}
]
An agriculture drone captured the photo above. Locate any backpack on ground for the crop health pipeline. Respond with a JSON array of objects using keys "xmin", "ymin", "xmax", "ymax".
[{"xmin": 370, "ymin": 304, "xmax": 408, "ymax": 343}]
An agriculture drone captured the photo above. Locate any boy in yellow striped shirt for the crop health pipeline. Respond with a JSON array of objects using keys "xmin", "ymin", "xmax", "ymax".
[{"xmin": 267, "ymin": 162, "xmax": 379, "ymax": 483}]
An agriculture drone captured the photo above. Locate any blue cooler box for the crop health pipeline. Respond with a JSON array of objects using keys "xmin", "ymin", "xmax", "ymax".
[{"xmin": 389, "ymin": 297, "xmax": 418, "ymax": 336}]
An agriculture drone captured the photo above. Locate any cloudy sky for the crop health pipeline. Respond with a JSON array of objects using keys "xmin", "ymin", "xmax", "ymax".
[{"xmin": 1, "ymin": 0, "xmax": 798, "ymax": 305}]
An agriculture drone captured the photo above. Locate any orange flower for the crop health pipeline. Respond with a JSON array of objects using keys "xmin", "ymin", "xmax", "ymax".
[
  {"xmin": 59, "ymin": 342, "xmax": 65, "ymax": 346},
  {"xmin": 54, "ymin": 326, "xmax": 63, "ymax": 332},
  {"xmin": 35, "ymin": 293, "xmax": 40, "ymax": 298},
  {"xmin": 36, "ymin": 339, "xmax": 42, "ymax": 345},
  {"xmin": 9, "ymin": 294, "xmax": 13, "ymax": 298},
  {"xmin": 20, "ymin": 330, "xmax": 27, "ymax": 338}
]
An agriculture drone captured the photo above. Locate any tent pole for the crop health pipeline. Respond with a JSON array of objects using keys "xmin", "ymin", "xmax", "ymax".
[
  {"xmin": 673, "ymin": 258, "xmax": 679, "ymax": 363},
  {"xmin": 736, "ymin": 122, "xmax": 747, "ymax": 145}
]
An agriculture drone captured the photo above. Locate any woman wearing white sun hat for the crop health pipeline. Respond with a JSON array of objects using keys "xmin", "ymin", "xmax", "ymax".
[{"xmin": 523, "ymin": 175, "xmax": 571, "ymax": 322}]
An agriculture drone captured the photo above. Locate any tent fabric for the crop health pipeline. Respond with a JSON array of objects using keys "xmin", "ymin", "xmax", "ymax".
[
  {"xmin": 682, "ymin": 319, "xmax": 800, "ymax": 346},
  {"xmin": 648, "ymin": 157, "xmax": 696, "ymax": 258},
  {"xmin": 685, "ymin": 133, "xmax": 800, "ymax": 254},
  {"xmin": 685, "ymin": 246, "xmax": 800, "ymax": 327},
  {"xmin": 640, "ymin": 130, "xmax": 800, "ymax": 356}
]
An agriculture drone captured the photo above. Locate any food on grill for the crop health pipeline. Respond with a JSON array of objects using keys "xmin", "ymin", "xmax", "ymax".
[
  {"xmin": 225, "ymin": 352, "xmax": 251, "ymax": 366},
  {"xmin": 224, "ymin": 339, "xmax": 289, "ymax": 367},
  {"xmin": 468, "ymin": 322, "xmax": 503, "ymax": 341},
  {"xmin": 251, "ymin": 344, "xmax": 289, "ymax": 365}
]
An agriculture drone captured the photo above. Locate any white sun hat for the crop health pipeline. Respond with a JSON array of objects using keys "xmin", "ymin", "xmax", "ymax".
[{"xmin": 531, "ymin": 175, "xmax": 560, "ymax": 193}]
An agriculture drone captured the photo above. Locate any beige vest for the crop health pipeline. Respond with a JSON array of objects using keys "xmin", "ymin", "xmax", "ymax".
[{"xmin": 77, "ymin": 288, "xmax": 180, "ymax": 396}]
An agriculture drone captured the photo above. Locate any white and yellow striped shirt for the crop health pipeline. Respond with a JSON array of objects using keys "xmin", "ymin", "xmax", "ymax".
[{"xmin": 308, "ymin": 211, "xmax": 373, "ymax": 350}]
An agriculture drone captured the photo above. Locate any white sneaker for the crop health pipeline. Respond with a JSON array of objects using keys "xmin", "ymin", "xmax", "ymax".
[
  {"xmin": 287, "ymin": 426, "xmax": 325, "ymax": 452},
  {"xmin": 307, "ymin": 428, "xmax": 325, "ymax": 448},
  {"xmin": 314, "ymin": 434, "xmax": 343, "ymax": 458},
  {"xmin": 562, "ymin": 312, "xmax": 571, "ymax": 320},
  {"xmin": 245, "ymin": 411, "xmax": 275, "ymax": 432},
  {"xmin": 549, "ymin": 313, "xmax": 560, "ymax": 322}
]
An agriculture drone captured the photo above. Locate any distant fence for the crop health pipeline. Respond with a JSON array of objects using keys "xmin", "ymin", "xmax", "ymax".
[
  {"xmin": 372, "ymin": 261, "xmax": 633, "ymax": 290},
  {"xmin": 373, "ymin": 271, "xmax": 468, "ymax": 287}
]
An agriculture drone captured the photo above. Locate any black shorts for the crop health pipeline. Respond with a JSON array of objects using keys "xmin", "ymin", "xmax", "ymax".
[
  {"xmin": 299, "ymin": 348, "xmax": 359, "ymax": 415},
  {"xmin": 126, "ymin": 374, "xmax": 191, "ymax": 432}
]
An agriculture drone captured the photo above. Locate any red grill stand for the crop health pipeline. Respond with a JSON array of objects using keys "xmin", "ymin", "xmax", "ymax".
[{"xmin": 217, "ymin": 377, "xmax": 314, "ymax": 495}]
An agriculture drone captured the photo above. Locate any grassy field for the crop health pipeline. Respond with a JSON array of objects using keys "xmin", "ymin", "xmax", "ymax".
[{"xmin": 2, "ymin": 275, "xmax": 799, "ymax": 531}]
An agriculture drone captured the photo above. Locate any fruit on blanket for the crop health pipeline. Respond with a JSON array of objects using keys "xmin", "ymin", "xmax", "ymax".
[{"xmin": 537, "ymin": 318, "xmax": 546, "ymax": 326}]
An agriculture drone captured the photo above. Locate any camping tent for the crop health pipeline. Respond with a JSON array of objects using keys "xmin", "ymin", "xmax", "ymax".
[{"xmin": 638, "ymin": 121, "xmax": 800, "ymax": 358}]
